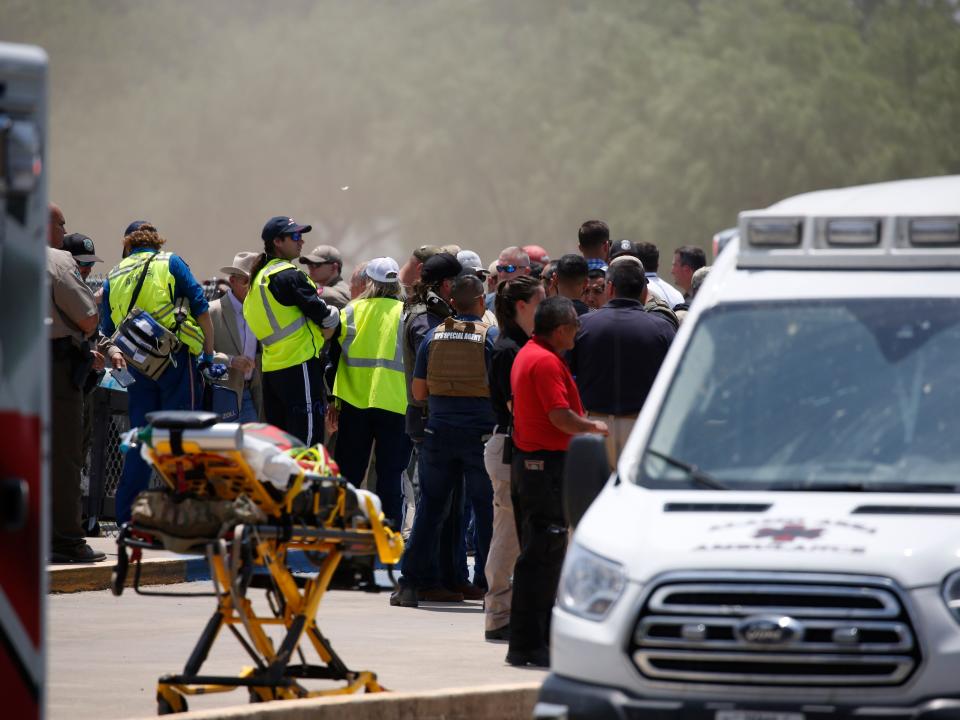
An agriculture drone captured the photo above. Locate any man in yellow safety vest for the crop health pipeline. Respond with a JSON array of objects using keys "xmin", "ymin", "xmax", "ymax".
[
  {"xmin": 243, "ymin": 216, "xmax": 339, "ymax": 446},
  {"xmin": 101, "ymin": 221, "xmax": 216, "ymax": 524}
]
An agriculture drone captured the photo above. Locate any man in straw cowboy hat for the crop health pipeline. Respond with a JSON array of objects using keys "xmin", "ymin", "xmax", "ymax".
[{"xmin": 208, "ymin": 251, "xmax": 263, "ymax": 422}]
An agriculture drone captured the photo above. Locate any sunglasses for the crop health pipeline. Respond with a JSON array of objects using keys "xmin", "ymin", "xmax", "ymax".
[
  {"xmin": 285, "ymin": 232, "xmax": 304, "ymax": 243},
  {"xmin": 497, "ymin": 264, "xmax": 529, "ymax": 273},
  {"xmin": 77, "ymin": 260, "xmax": 96, "ymax": 268}
]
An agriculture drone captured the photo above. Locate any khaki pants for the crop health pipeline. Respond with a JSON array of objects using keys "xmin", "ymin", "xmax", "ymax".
[
  {"xmin": 587, "ymin": 412, "xmax": 638, "ymax": 469},
  {"xmin": 482, "ymin": 432, "xmax": 519, "ymax": 632}
]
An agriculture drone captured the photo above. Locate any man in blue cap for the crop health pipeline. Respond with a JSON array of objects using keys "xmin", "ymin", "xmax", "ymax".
[
  {"xmin": 243, "ymin": 216, "xmax": 339, "ymax": 446},
  {"xmin": 101, "ymin": 220, "xmax": 216, "ymax": 524}
]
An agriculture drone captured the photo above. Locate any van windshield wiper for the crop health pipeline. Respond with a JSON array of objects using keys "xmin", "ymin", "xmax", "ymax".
[
  {"xmin": 768, "ymin": 480, "xmax": 960, "ymax": 493},
  {"xmin": 645, "ymin": 448, "xmax": 729, "ymax": 490}
]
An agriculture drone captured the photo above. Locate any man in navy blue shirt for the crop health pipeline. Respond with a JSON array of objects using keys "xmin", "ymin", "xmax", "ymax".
[
  {"xmin": 568, "ymin": 257, "xmax": 675, "ymax": 467},
  {"xmin": 392, "ymin": 273, "xmax": 499, "ymax": 608}
]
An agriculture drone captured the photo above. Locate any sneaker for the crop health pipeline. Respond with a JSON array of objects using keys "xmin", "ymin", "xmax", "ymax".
[
  {"xmin": 485, "ymin": 624, "xmax": 510, "ymax": 642},
  {"xmin": 389, "ymin": 584, "xmax": 419, "ymax": 608},
  {"xmin": 505, "ymin": 647, "xmax": 550, "ymax": 668},
  {"xmin": 50, "ymin": 543, "xmax": 106, "ymax": 564},
  {"xmin": 418, "ymin": 587, "xmax": 464, "ymax": 602},
  {"xmin": 454, "ymin": 583, "xmax": 485, "ymax": 601}
]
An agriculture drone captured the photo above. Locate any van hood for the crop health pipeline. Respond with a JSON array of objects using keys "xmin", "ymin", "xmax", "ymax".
[{"xmin": 575, "ymin": 481, "xmax": 960, "ymax": 589}]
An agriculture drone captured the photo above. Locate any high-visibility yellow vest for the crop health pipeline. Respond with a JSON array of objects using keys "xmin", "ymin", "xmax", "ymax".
[
  {"xmin": 108, "ymin": 251, "xmax": 204, "ymax": 355},
  {"xmin": 334, "ymin": 298, "xmax": 407, "ymax": 415},
  {"xmin": 243, "ymin": 257, "xmax": 325, "ymax": 372}
]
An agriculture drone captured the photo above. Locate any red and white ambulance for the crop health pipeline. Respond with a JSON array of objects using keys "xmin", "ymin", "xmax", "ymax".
[{"xmin": 0, "ymin": 40, "xmax": 49, "ymax": 720}]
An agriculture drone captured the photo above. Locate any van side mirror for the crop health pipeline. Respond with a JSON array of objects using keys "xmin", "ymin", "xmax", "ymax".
[
  {"xmin": 563, "ymin": 434, "xmax": 611, "ymax": 528},
  {"xmin": 0, "ymin": 115, "xmax": 42, "ymax": 195}
]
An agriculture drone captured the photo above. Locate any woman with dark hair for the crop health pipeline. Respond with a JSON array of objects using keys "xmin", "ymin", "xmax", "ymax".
[
  {"xmin": 482, "ymin": 275, "xmax": 545, "ymax": 642},
  {"xmin": 243, "ymin": 215, "xmax": 340, "ymax": 447}
]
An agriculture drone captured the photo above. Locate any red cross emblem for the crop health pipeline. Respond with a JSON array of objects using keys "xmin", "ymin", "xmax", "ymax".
[{"xmin": 754, "ymin": 524, "xmax": 823, "ymax": 542}]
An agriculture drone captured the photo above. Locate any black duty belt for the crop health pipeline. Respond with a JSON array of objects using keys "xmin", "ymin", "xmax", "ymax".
[{"xmin": 50, "ymin": 337, "xmax": 80, "ymax": 357}]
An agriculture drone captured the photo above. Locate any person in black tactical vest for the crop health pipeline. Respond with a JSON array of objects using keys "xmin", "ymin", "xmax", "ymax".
[
  {"xmin": 391, "ymin": 272, "xmax": 499, "ymax": 608},
  {"xmin": 401, "ymin": 252, "xmax": 459, "ymax": 455},
  {"xmin": 400, "ymin": 251, "xmax": 481, "ymax": 599}
]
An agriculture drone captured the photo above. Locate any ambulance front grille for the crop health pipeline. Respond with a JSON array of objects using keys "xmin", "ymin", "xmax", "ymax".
[{"xmin": 630, "ymin": 572, "xmax": 920, "ymax": 687}]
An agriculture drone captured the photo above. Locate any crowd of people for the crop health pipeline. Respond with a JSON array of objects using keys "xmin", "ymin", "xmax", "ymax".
[{"xmin": 47, "ymin": 206, "xmax": 711, "ymax": 668}]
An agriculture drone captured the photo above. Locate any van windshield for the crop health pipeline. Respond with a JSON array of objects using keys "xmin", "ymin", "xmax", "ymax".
[{"xmin": 637, "ymin": 299, "xmax": 960, "ymax": 492}]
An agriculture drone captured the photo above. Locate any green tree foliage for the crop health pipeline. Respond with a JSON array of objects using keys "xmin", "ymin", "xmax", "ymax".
[{"xmin": 1, "ymin": 0, "xmax": 958, "ymax": 274}]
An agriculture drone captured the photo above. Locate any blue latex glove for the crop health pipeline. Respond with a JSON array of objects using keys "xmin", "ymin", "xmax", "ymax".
[{"xmin": 197, "ymin": 353, "xmax": 228, "ymax": 382}]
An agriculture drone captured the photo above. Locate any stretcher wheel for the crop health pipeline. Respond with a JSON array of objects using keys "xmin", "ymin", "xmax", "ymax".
[
  {"xmin": 110, "ymin": 566, "xmax": 126, "ymax": 597},
  {"xmin": 156, "ymin": 689, "xmax": 188, "ymax": 715}
]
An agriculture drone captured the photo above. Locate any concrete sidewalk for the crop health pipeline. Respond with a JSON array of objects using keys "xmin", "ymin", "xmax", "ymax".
[
  {"xmin": 49, "ymin": 580, "xmax": 548, "ymax": 720},
  {"xmin": 48, "ymin": 535, "xmax": 203, "ymax": 593},
  {"xmin": 151, "ymin": 683, "xmax": 542, "ymax": 720}
]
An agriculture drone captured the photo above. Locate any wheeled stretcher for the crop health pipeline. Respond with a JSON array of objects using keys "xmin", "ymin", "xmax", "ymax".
[{"xmin": 110, "ymin": 411, "xmax": 404, "ymax": 715}]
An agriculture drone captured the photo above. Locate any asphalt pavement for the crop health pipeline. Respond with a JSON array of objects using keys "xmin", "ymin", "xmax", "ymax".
[{"xmin": 48, "ymin": 579, "xmax": 547, "ymax": 719}]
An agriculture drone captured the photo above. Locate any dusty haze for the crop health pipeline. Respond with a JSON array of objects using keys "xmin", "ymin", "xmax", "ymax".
[{"xmin": 3, "ymin": 0, "xmax": 959, "ymax": 279}]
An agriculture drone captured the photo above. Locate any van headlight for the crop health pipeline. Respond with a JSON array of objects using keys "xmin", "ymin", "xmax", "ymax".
[
  {"xmin": 558, "ymin": 544, "xmax": 626, "ymax": 621},
  {"xmin": 941, "ymin": 570, "xmax": 960, "ymax": 622}
]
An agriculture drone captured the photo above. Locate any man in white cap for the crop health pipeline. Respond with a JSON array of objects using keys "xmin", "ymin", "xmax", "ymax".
[
  {"xmin": 209, "ymin": 251, "xmax": 263, "ymax": 422},
  {"xmin": 300, "ymin": 244, "xmax": 351, "ymax": 309},
  {"xmin": 458, "ymin": 250, "xmax": 498, "ymax": 327}
]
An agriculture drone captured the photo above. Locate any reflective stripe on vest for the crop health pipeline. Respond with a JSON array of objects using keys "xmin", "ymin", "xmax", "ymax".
[
  {"xmin": 257, "ymin": 279, "xmax": 308, "ymax": 346},
  {"xmin": 333, "ymin": 298, "xmax": 407, "ymax": 414},
  {"xmin": 243, "ymin": 258, "xmax": 324, "ymax": 372},
  {"xmin": 107, "ymin": 251, "xmax": 204, "ymax": 355},
  {"xmin": 341, "ymin": 303, "xmax": 404, "ymax": 372}
]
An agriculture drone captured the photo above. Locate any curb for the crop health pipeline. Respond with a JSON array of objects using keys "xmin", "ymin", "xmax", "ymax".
[
  {"xmin": 130, "ymin": 682, "xmax": 541, "ymax": 720},
  {"xmin": 48, "ymin": 551, "xmax": 319, "ymax": 594}
]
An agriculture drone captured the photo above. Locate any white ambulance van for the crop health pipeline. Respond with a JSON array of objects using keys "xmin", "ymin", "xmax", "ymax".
[{"xmin": 537, "ymin": 176, "xmax": 960, "ymax": 720}]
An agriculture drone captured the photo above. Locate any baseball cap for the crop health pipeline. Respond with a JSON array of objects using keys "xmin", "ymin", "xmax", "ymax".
[
  {"xmin": 456, "ymin": 250, "xmax": 487, "ymax": 275},
  {"xmin": 608, "ymin": 255, "xmax": 645, "ymax": 272},
  {"xmin": 300, "ymin": 245, "xmax": 342, "ymax": 265},
  {"xmin": 421, "ymin": 252, "xmax": 462, "ymax": 284},
  {"xmin": 523, "ymin": 244, "xmax": 550, "ymax": 264},
  {"xmin": 609, "ymin": 239, "xmax": 641, "ymax": 262},
  {"xmin": 412, "ymin": 245, "xmax": 443, "ymax": 262},
  {"xmin": 261, "ymin": 216, "xmax": 312, "ymax": 243},
  {"xmin": 365, "ymin": 257, "xmax": 400, "ymax": 283},
  {"xmin": 62, "ymin": 233, "xmax": 102, "ymax": 263},
  {"xmin": 124, "ymin": 220, "xmax": 150, "ymax": 236},
  {"xmin": 219, "ymin": 251, "xmax": 259, "ymax": 278}
]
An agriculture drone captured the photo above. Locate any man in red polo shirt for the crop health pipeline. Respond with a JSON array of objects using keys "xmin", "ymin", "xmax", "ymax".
[{"xmin": 507, "ymin": 296, "xmax": 608, "ymax": 667}]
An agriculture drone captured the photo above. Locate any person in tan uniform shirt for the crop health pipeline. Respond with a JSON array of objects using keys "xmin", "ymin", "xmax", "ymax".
[
  {"xmin": 47, "ymin": 203, "xmax": 106, "ymax": 563},
  {"xmin": 299, "ymin": 244, "xmax": 351, "ymax": 309}
]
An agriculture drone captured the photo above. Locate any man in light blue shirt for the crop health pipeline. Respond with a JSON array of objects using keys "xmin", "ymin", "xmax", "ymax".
[
  {"xmin": 636, "ymin": 241, "xmax": 685, "ymax": 308},
  {"xmin": 208, "ymin": 251, "xmax": 262, "ymax": 422}
]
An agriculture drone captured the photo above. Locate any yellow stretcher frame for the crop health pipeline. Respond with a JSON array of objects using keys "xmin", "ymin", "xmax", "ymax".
[{"xmin": 112, "ymin": 423, "xmax": 404, "ymax": 716}]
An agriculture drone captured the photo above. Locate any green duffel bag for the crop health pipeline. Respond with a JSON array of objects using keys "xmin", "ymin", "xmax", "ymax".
[{"xmin": 130, "ymin": 490, "xmax": 266, "ymax": 553}]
